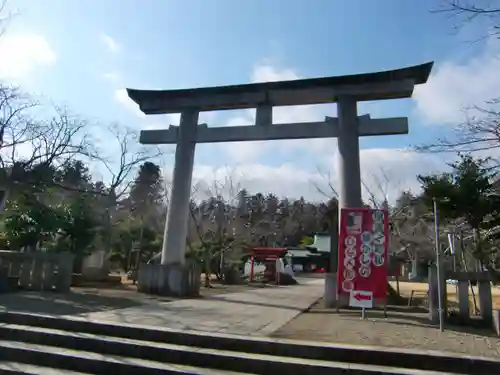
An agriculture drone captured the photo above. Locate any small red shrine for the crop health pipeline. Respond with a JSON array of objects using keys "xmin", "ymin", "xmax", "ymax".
[{"xmin": 249, "ymin": 247, "xmax": 288, "ymax": 283}]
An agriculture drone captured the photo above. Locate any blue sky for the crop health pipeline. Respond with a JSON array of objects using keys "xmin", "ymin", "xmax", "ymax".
[{"xmin": 2, "ymin": 0, "xmax": 498, "ymax": 201}]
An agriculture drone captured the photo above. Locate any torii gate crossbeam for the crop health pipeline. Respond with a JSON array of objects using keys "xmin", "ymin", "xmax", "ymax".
[{"xmin": 139, "ymin": 115, "xmax": 408, "ymax": 144}]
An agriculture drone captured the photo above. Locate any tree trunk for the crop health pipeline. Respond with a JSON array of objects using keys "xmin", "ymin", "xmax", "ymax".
[
  {"xmin": 204, "ymin": 249, "xmax": 211, "ymax": 287},
  {"xmin": 73, "ymin": 253, "xmax": 84, "ymax": 274},
  {"xmin": 104, "ymin": 209, "xmax": 112, "ymax": 251},
  {"xmin": 473, "ymin": 227, "xmax": 485, "ymax": 270},
  {"xmin": 328, "ymin": 218, "xmax": 338, "ymax": 272}
]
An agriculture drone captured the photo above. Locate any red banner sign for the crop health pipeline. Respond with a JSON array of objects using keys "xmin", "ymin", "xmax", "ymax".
[{"xmin": 337, "ymin": 208, "xmax": 389, "ymax": 300}]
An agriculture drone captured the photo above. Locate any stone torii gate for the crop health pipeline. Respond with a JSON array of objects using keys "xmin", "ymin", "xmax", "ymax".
[{"xmin": 127, "ymin": 62, "xmax": 433, "ymax": 297}]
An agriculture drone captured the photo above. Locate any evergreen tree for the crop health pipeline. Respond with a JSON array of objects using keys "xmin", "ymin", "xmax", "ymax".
[
  {"xmin": 418, "ymin": 154, "xmax": 500, "ymax": 273},
  {"xmin": 129, "ymin": 161, "xmax": 164, "ymax": 224}
]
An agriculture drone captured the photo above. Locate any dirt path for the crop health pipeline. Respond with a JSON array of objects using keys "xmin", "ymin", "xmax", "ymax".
[
  {"xmin": 391, "ymin": 280, "xmax": 500, "ymax": 308},
  {"xmin": 273, "ymin": 299, "xmax": 500, "ymax": 358}
]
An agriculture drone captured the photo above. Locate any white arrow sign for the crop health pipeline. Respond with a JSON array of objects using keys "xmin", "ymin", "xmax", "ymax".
[{"xmin": 349, "ymin": 290, "xmax": 373, "ymax": 309}]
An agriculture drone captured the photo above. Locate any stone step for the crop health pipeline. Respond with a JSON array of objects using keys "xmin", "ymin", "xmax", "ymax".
[
  {"xmin": 0, "ymin": 325, "xmax": 458, "ymax": 375},
  {"xmin": 0, "ymin": 311, "xmax": 497, "ymax": 374},
  {"xmin": 0, "ymin": 362, "xmax": 90, "ymax": 375},
  {"xmin": 0, "ymin": 341, "xmax": 254, "ymax": 374}
]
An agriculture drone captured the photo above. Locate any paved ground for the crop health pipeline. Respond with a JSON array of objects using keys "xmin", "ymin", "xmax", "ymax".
[
  {"xmin": 69, "ymin": 277, "xmax": 324, "ymax": 336},
  {"xmin": 0, "ymin": 277, "xmax": 324, "ymax": 336},
  {"xmin": 273, "ymin": 297, "xmax": 500, "ymax": 358},
  {"xmin": 3, "ymin": 277, "xmax": 500, "ymax": 357}
]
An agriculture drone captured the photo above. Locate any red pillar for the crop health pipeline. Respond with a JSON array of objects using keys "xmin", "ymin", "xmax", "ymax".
[
  {"xmin": 250, "ymin": 255, "xmax": 255, "ymax": 282},
  {"xmin": 275, "ymin": 256, "xmax": 280, "ymax": 285}
]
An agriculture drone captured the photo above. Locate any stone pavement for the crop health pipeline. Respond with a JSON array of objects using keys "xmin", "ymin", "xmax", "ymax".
[{"xmin": 65, "ymin": 277, "xmax": 324, "ymax": 336}]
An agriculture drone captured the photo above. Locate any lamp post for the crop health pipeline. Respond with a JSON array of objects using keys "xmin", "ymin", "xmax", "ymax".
[{"xmin": 433, "ymin": 198, "xmax": 444, "ymax": 332}]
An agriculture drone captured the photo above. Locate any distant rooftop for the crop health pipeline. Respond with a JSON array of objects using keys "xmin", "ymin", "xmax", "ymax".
[
  {"xmin": 127, "ymin": 62, "xmax": 433, "ymax": 115},
  {"xmin": 287, "ymin": 249, "xmax": 323, "ymax": 258}
]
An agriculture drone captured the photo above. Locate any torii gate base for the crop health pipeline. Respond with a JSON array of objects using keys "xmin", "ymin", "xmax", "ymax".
[
  {"xmin": 128, "ymin": 62, "xmax": 433, "ymax": 299},
  {"xmin": 137, "ymin": 261, "xmax": 200, "ymax": 297}
]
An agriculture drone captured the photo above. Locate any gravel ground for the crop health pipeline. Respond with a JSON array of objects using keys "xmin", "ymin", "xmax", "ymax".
[{"xmin": 272, "ymin": 299, "xmax": 500, "ymax": 358}]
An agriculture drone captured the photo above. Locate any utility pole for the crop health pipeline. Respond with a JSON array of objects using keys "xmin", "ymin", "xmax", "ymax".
[{"xmin": 433, "ymin": 198, "xmax": 444, "ymax": 332}]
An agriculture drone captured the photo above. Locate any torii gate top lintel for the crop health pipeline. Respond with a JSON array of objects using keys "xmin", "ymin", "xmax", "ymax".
[{"xmin": 127, "ymin": 62, "xmax": 433, "ymax": 115}]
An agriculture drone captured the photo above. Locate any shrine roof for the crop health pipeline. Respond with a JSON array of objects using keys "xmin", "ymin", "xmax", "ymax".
[
  {"xmin": 127, "ymin": 62, "xmax": 433, "ymax": 115},
  {"xmin": 252, "ymin": 247, "xmax": 287, "ymax": 251},
  {"xmin": 287, "ymin": 249, "xmax": 323, "ymax": 258},
  {"xmin": 251, "ymin": 247, "xmax": 288, "ymax": 255}
]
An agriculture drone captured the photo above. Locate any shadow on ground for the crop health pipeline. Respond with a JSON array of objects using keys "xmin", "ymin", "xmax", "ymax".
[
  {"xmin": 0, "ymin": 290, "xmax": 145, "ymax": 315},
  {"xmin": 203, "ymin": 295, "xmax": 306, "ymax": 311},
  {"xmin": 0, "ymin": 282, "xmax": 277, "ymax": 316},
  {"xmin": 201, "ymin": 280, "xmax": 322, "ymax": 312}
]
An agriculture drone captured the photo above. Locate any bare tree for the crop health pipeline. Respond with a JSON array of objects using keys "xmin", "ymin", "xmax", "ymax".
[
  {"xmin": 360, "ymin": 170, "xmax": 439, "ymax": 265},
  {"xmin": 415, "ymin": 103, "xmax": 500, "ymax": 154},
  {"xmin": 313, "ymin": 165, "xmax": 395, "ymax": 207},
  {"xmin": 0, "ymin": 3, "xmax": 93, "ymax": 206},
  {"xmin": 187, "ymin": 170, "xmax": 255, "ymax": 286},
  {"xmin": 434, "ymin": 1, "xmax": 500, "ymax": 39},
  {"xmin": 0, "ymin": 0, "xmax": 16, "ymax": 39},
  {"xmin": 94, "ymin": 124, "xmax": 162, "ymax": 199},
  {"xmin": 312, "ymin": 167, "xmax": 338, "ymax": 200},
  {"xmin": 0, "ymin": 89, "xmax": 89, "ymax": 169},
  {"xmin": 187, "ymin": 168, "xmax": 300, "ymax": 286},
  {"xmin": 362, "ymin": 168, "xmax": 393, "ymax": 209},
  {"xmin": 90, "ymin": 124, "xmax": 163, "ymax": 249},
  {"xmin": 0, "ymin": 86, "xmax": 93, "ymax": 209},
  {"xmin": 420, "ymin": 1, "xmax": 500, "ymax": 154}
]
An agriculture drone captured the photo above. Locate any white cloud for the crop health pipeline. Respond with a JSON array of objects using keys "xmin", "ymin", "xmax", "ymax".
[
  {"xmin": 0, "ymin": 34, "xmax": 56, "ymax": 79},
  {"xmin": 162, "ymin": 147, "xmax": 443, "ymax": 203},
  {"xmin": 114, "ymin": 88, "xmax": 145, "ymax": 118},
  {"xmin": 103, "ymin": 71, "xmax": 121, "ymax": 83},
  {"xmin": 168, "ymin": 163, "xmax": 324, "ymax": 201},
  {"xmin": 251, "ymin": 64, "xmax": 299, "ymax": 82},
  {"xmin": 100, "ymin": 33, "xmax": 120, "ymax": 53},
  {"xmin": 357, "ymin": 148, "xmax": 443, "ymax": 202},
  {"xmin": 414, "ymin": 40, "xmax": 500, "ymax": 125}
]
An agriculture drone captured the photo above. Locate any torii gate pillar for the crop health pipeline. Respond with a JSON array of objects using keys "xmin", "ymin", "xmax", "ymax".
[
  {"xmin": 323, "ymin": 97, "xmax": 365, "ymax": 308},
  {"xmin": 160, "ymin": 109, "xmax": 198, "ymax": 265},
  {"xmin": 127, "ymin": 62, "xmax": 433, "ymax": 297},
  {"xmin": 337, "ymin": 96, "xmax": 363, "ymax": 209}
]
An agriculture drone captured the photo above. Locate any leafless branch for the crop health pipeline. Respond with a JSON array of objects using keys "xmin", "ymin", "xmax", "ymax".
[
  {"xmin": 90, "ymin": 124, "xmax": 163, "ymax": 199},
  {"xmin": 314, "ymin": 165, "xmax": 397, "ymax": 208},
  {"xmin": 0, "ymin": 0, "xmax": 18, "ymax": 39},
  {"xmin": 0, "ymin": 88, "xmax": 92, "ymax": 188},
  {"xmin": 415, "ymin": 101, "xmax": 500, "ymax": 155},
  {"xmin": 312, "ymin": 166, "xmax": 338, "ymax": 199},
  {"xmin": 432, "ymin": 0, "xmax": 500, "ymax": 40},
  {"xmin": 362, "ymin": 168, "xmax": 397, "ymax": 209}
]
